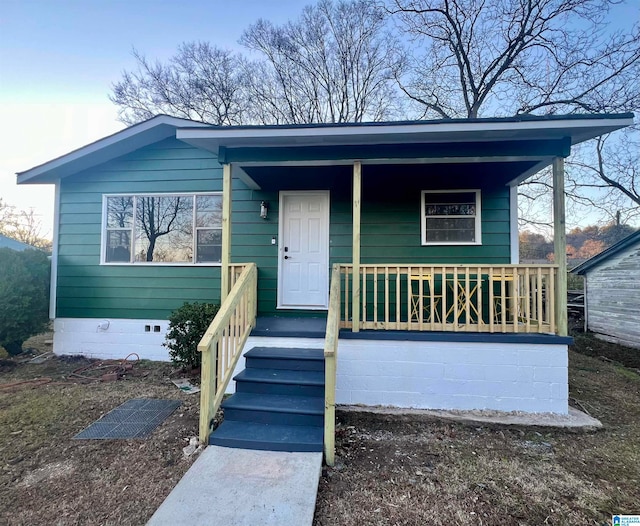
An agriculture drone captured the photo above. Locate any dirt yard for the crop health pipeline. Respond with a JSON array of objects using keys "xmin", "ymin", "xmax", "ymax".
[
  {"xmin": 1, "ymin": 331, "xmax": 639, "ymax": 525},
  {"xmin": 0, "ymin": 336, "xmax": 201, "ymax": 526},
  {"xmin": 313, "ymin": 341, "xmax": 640, "ymax": 525}
]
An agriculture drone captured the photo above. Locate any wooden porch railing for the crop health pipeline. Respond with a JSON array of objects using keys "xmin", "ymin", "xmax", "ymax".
[
  {"xmin": 198, "ymin": 263, "xmax": 258, "ymax": 443},
  {"xmin": 339, "ymin": 264, "xmax": 558, "ymax": 334},
  {"xmin": 229, "ymin": 263, "xmax": 248, "ymax": 290},
  {"xmin": 323, "ymin": 264, "xmax": 341, "ymax": 467}
]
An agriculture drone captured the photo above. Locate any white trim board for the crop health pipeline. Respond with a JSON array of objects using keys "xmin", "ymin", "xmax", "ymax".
[
  {"xmin": 420, "ymin": 189, "xmax": 482, "ymax": 246},
  {"xmin": 177, "ymin": 115, "xmax": 633, "ymax": 150},
  {"xmin": 510, "ymin": 185, "xmax": 519, "ymax": 264},
  {"xmin": 100, "ymin": 192, "xmax": 223, "ymax": 266},
  {"xmin": 49, "ymin": 181, "xmax": 61, "ymax": 319}
]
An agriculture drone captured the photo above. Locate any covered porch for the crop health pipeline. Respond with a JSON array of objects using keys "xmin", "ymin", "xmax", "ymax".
[
  {"xmin": 177, "ymin": 116, "xmax": 629, "ymax": 337},
  {"xmin": 183, "ymin": 114, "xmax": 633, "ymax": 463}
]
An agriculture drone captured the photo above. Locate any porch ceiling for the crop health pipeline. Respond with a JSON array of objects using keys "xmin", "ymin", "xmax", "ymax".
[{"xmin": 242, "ymin": 161, "xmax": 538, "ymax": 191}]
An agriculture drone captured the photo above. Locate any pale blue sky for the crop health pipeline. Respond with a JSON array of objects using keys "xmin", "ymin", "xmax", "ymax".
[
  {"xmin": 0, "ymin": 0, "xmax": 310, "ymax": 234},
  {"xmin": 0, "ymin": 0, "xmax": 637, "ymax": 236}
]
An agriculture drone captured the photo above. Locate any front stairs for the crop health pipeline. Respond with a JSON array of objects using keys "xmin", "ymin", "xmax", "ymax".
[{"xmin": 209, "ymin": 347, "xmax": 325, "ymax": 452}]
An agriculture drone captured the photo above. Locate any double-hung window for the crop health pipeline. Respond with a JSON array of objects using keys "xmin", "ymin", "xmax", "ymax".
[
  {"xmin": 102, "ymin": 193, "xmax": 222, "ymax": 264},
  {"xmin": 421, "ymin": 190, "xmax": 481, "ymax": 245}
]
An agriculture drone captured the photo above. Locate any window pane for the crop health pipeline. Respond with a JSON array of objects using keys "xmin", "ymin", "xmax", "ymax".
[
  {"xmin": 426, "ymin": 203, "xmax": 476, "ymax": 216},
  {"xmin": 196, "ymin": 228, "xmax": 222, "ymax": 262},
  {"xmin": 106, "ymin": 230, "xmax": 131, "ymax": 262},
  {"xmin": 134, "ymin": 196, "xmax": 194, "ymax": 262},
  {"xmin": 196, "ymin": 195, "xmax": 222, "ymax": 227},
  {"xmin": 426, "ymin": 218, "xmax": 475, "ymax": 242},
  {"xmin": 106, "ymin": 197, "xmax": 133, "ymax": 228},
  {"xmin": 424, "ymin": 192, "xmax": 475, "ymax": 205}
]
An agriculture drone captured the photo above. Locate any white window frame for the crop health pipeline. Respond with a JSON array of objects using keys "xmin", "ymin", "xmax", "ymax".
[
  {"xmin": 100, "ymin": 192, "xmax": 223, "ymax": 266},
  {"xmin": 420, "ymin": 189, "xmax": 482, "ymax": 246}
]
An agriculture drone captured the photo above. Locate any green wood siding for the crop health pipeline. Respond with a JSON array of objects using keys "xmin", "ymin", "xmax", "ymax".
[
  {"xmin": 57, "ymin": 138, "xmax": 226, "ymax": 319},
  {"xmin": 57, "ymin": 141, "xmax": 513, "ymax": 320}
]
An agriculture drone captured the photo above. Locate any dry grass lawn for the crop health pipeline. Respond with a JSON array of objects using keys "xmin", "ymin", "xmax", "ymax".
[
  {"xmin": 314, "ymin": 337, "xmax": 640, "ymax": 525},
  {"xmin": 1, "ymin": 331, "xmax": 638, "ymax": 525}
]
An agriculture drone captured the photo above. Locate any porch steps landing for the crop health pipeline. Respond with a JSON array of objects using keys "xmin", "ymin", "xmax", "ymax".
[{"xmin": 208, "ymin": 347, "xmax": 325, "ymax": 452}]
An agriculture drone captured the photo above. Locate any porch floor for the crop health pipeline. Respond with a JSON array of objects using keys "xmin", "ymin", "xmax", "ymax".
[{"xmin": 252, "ymin": 317, "xmax": 572, "ymax": 345}]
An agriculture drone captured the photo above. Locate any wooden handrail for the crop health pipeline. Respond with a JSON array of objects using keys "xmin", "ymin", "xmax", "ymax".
[
  {"xmin": 198, "ymin": 262, "xmax": 257, "ymax": 443},
  {"xmin": 339, "ymin": 264, "xmax": 559, "ymax": 335},
  {"xmin": 323, "ymin": 264, "xmax": 342, "ymax": 467}
]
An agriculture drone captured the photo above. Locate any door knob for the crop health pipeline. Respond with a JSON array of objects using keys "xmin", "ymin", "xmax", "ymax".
[{"xmin": 284, "ymin": 255, "xmax": 291, "ymax": 259}]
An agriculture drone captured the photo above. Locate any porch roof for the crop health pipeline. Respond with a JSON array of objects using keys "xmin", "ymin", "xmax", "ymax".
[
  {"xmin": 177, "ymin": 113, "xmax": 633, "ymax": 150},
  {"xmin": 177, "ymin": 113, "xmax": 633, "ymax": 188},
  {"xmin": 16, "ymin": 112, "xmax": 633, "ymax": 186}
]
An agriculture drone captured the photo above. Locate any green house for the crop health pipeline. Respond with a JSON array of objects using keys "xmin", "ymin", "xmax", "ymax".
[{"xmin": 18, "ymin": 114, "xmax": 633, "ymax": 449}]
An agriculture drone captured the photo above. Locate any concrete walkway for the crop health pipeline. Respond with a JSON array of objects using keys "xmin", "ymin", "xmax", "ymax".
[
  {"xmin": 147, "ymin": 446, "xmax": 323, "ymax": 526},
  {"xmin": 340, "ymin": 405, "xmax": 603, "ymax": 429}
]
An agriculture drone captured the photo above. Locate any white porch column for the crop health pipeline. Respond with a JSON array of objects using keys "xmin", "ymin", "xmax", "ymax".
[
  {"xmin": 553, "ymin": 157, "xmax": 568, "ymax": 336},
  {"xmin": 221, "ymin": 163, "xmax": 232, "ymax": 302},
  {"xmin": 352, "ymin": 161, "xmax": 362, "ymax": 332}
]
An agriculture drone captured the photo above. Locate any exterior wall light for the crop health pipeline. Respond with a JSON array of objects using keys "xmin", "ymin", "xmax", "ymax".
[{"xmin": 260, "ymin": 201, "xmax": 269, "ymax": 220}]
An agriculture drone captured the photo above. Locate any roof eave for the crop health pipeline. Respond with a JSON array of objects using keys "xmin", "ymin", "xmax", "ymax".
[
  {"xmin": 17, "ymin": 115, "xmax": 210, "ymax": 184},
  {"xmin": 176, "ymin": 114, "xmax": 635, "ymax": 151},
  {"xmin": 571, "ymin": 230, "xmax": 640, "ymax": 275}
]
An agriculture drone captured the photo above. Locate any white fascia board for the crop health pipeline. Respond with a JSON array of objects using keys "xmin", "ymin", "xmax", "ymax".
[
  {"xmin": 176, "ymin": 115, "xmax": 634, "ymax": 149},
  {"xmin": 17, "ymin": 115, "xmax": 210, "ymax": 184},
  {"xmin": 510, "ymin": 185, "xmax": 519, "ymax": 264}
]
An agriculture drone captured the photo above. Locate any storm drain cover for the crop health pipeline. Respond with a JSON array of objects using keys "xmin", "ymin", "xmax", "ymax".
[{"xmin": 73, "ymin": 398, "xmax": 181, "ymax": 440}]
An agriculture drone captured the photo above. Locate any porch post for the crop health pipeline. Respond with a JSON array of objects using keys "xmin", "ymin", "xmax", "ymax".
[
  {"xmin": 221, "ymin": 163, "xmax": 232, "ymax": 303},
  {"xmin": 553, "ymin": 157, "xmax": 568, "ymax": 336},
  {"xmin": 352, "ymin": 161, "xmax": 362, "ymax": 332}
]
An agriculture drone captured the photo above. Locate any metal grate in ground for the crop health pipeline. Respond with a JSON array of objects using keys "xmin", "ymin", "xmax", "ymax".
[{"xmin": 73, "ymin": 398, "xmax": 181, "ymax": 440}]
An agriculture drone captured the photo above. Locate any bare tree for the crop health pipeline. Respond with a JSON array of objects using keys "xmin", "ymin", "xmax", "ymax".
[
  {"xmin": 518, "ymin": 125, "xmax": 639, "ymax": 230},
  {"xmin": 136, "ymin": 197, "xmax": 193, "ymax": 262},
  {"xmin": 570, "ymin": 125, "xmax": 640, "ymax": 223},
  {"xmin": 111, "ymin": 42, "xmax": 246, "ymax": 126},
  {"xmin": 389, "ymin": 0, "xmax": 640, "ymax": 227},
  {"xmin": 241, "ymin": 0, "xmax": 405, "ymax": 123},
  {"xmin": 0, "ymin": 198, "xmax": 51, "ymax": 251},
  {"xmin": 389, "ymin": 0, "xmax": 640, "ymax": 118},
  {"xmin": 110, "ymin": 1, "xmax": 405, "ymax": 126}
]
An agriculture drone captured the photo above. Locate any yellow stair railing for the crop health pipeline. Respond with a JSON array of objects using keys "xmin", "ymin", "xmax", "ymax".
[
  {"xmin": 198, "ymin": 263, "xmax": 257, "ymax": 444},
  {"xmin": 323, "ymin": 264, "xmax": 342, "ymax": 466}
]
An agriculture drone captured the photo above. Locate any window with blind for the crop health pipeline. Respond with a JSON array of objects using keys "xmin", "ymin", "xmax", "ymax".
[{"xmin": 421, "ymin": 190, "xmax": 481, "ymax": 245}]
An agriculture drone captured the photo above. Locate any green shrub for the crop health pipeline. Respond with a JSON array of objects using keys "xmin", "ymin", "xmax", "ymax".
[
  {"xmin": 0, "ymin": 248, "xmax": 50, "ymax": 355},
  {"xmin": 164, "ymin": 302, "xmax": 219, "ymax": 368}
]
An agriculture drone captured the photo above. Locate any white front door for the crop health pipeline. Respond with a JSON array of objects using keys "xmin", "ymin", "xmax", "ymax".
[{"xmin": 278, "ymin": 191, "xmax": 330, "ymax": 309}]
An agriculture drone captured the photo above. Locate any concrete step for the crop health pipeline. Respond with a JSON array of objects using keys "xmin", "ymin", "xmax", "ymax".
[
  {"xmin": 222, "ymin": 392, "xmax": 324, "ymax": 427},
  {"xmin": 209, "ymin": 420, "xmax": 323, "ymax": 452},
  {"xmin": 234, "ymin": 368, "xmax": 325, "ymax": 397},
  {"xmin": 245, "ymin": 347, "xmax": 325, "ymax": 372}
]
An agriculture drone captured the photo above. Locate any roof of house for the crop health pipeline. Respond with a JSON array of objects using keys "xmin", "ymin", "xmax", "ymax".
[
  {"xmin": 17, "ymin": 112, "xmax": 635, "ymax": 186},
  {"xmin": 17, "ymin": 115, "xmax": 210, "ymax": 184},
  {"xmin": 0, "ymin": 233, "xmax": 37, "ymax": 251},
  {"xmin": 571, "ymin": 230, "xmax": 640, "ymax": 275}
]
